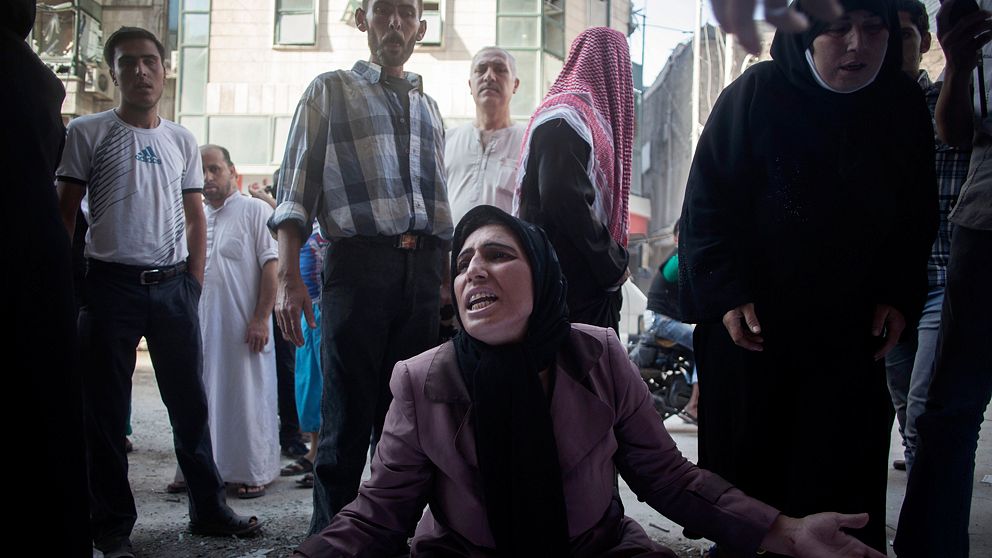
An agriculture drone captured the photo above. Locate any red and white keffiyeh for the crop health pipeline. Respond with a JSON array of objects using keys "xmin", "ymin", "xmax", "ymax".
[{"xmin": 513, "ymin": 26, "xmax": 634, "ymax": 246}]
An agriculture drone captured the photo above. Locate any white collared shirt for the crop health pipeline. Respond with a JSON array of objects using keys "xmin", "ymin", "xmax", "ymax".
[{"xmin": 444, "ymin": 122, "xmax": 525, "ymax": 225}]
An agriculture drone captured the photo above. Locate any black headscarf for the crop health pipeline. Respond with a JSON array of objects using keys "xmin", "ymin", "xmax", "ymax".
[
  {"xmin": 770, "ymin": 0, "xmax": 904, "ymax": 96},
  {"xmin": 1, "ymin": 0, "xmax": 35, "ymax": 40},
  {"xmin": 450, "ymin": 205, "xmax": 571, "ymax": 555}
]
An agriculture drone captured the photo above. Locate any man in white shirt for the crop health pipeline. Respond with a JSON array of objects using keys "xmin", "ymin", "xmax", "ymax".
[
  {"xmin": 198, "ymin": 144, "xmax": 280, "ymax": 499},
  {"xmin": 55, "ymin": 27, "xmax": 261, "ymax": 557},
  {"xmin": 444, "ymin": 47, "xmax": 525, "ymax": 225}
]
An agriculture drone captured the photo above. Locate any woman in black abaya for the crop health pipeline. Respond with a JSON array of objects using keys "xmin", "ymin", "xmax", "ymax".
[{"xmin": 679, "ymin": 0, "xmax": 936, "ymax": 554}]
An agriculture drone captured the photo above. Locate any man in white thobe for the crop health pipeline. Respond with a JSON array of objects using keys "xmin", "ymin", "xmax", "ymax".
[
  {"xmin": 199, "ymin": 144, "xmax": 280, "ymax": 497},
  {"xmin": 445, "ymin": 47, "xmax": 526, "ymax": 224}
]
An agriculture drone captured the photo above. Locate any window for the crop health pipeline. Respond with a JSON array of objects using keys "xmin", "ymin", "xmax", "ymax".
[
  {"xmin": 178, "ymin": 0, "xmax": 210, "ymax": 117},
  {"xmin": 588, "ymin": 0, "xmax": 610, "ymax": 27},
  {"xmin": 275, "ymin": 0, "xmax": 316, "ymax": 46},
  {"xmin": 33, "ymin": 0, "xmax": 104, "ymax": 65},
  {"xmin": 543, "ymin": 0, "xmax": 565, "ymax": 58},
  {"xmin": 497, "ymin": 0, "xmax": 566, "ymax": 118},
  {"xmin": 168, "ymin": 0, "xmax": 180, "ymax": 53},
  {"xmin": 419, "ymin": 1, "xmax": 443, "ymax": 46},
  {"xmin": 209, "ymin": 117, "xmax": 273, "ymax": 165},
  {"xmin": 179, "ymin": 46, "xmax": 208, "ymax": 113}
]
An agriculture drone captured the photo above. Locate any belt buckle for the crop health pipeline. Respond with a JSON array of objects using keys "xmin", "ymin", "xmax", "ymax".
[
  {"xmin": 140, "ymin": 269, "xmax": 162, "ymax": 285},
  {"xmin": 397, "ymin": 234, "xmax": 419, "ymax": 250}
]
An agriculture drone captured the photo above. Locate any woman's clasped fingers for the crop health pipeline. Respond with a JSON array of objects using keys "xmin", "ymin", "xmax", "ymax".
[{"xmin": 722, "ymin": 303, "xmax": 764, "ymax": 351}]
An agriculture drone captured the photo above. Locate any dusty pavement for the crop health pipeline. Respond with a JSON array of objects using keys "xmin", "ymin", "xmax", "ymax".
[{"xmin": 125, "ymin": 350, "xmax": 991, "ymax": 558}]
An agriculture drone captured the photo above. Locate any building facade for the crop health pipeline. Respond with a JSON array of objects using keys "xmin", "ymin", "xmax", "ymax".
[
  {"xmin": 633, "ymin": 24, "xmax": 769, "ymax": 287},
  {"xmin": 33, "ymin": 0, "xmax": 653, "ymax": 246},
  {"xmin": 176, "ymin": 0, "xmax": 631, "ymax": 178}
]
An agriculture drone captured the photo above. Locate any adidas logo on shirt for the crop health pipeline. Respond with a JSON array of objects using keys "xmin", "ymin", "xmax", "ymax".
[{"xmin": 135, "ymin": 146, "xmax": 163, "ymax": 165}]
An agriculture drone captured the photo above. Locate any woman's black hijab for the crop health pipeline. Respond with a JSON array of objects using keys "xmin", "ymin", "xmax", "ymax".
[
  {"xmin": 770, "ymin": 0, "xmax": 905, "ymax": 95},
  {"xmin": 450, "ymin": 205, "xmax": 571, "ymax": 554}
]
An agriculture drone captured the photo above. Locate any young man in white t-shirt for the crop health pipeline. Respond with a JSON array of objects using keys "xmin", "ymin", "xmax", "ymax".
[{"xmin": 55, "ymin": 27, "xmax": 261, "ymax": 557}]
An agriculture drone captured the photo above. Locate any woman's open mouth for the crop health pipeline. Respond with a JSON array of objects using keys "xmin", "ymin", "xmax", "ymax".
[{"xmin": 467, "ymin": 292, "xmax": 498, "ymax": 311}]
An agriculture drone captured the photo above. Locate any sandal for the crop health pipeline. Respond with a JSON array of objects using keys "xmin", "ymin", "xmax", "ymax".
[
  {"xmin": 166, "ymin": 480, "xmax": 187, "ymax": 494},
  {"xmin": 189, "ymin": 513, "xmax": 264, "ymax": 537},
  {"xmin": 678, "ymin": 411, "xmax": 699, "ymax": 425},
  {"xmin": 280, "ymin": 456, "xmax": 313, "ymax": 476},
  {"xmin": 237, "ymin": 484, "xmax": 266, "ymax": 499},
  {"xmin": 296, "ymin": 472, "xmax": 314, "ymax": 488},
  {"xmin": 97, "ymin": 537, "xmax": 134, "ymax": 558}
]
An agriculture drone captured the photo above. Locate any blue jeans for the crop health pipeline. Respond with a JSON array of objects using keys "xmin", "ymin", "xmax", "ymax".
[
  {"xmin": 310, "ymin": 238, "xmax": 442, "ymax": 535},
  {"xmin": 895, "ymin": 226, "xmax": 992, "ymax": 558},
  {"xmin": 644, "ymin": 310, "xmax": 697, "ymax": 383},
  {"xmin": 884, "ymin": 287, "xmax": 944, "ymax": 470}
]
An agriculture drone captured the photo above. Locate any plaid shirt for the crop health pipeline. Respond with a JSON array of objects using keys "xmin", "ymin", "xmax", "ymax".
[
  {"xmin": 270, "ymin": 61, "xmax": 452, "ymax": 241},
  {"xmin": 921, "ymin": 71, "xmax": 971, "ymax": 287}
]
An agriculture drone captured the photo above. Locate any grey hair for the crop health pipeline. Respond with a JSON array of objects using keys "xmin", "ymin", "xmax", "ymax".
[{"xmin": 470, "ymin": 46, "xmax": 517, "ymax": 77}]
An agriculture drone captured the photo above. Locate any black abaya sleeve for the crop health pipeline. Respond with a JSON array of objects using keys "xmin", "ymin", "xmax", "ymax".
[
  {"xmin": 678, "ymin": 78, "xmax": 761, "ymax": 324},
  {"xmin": 871, "ymin": 86, "xmax": 938, "ymax": 328},
  {"xmin": 518, "ymin": 120, "xmax": 629, "ymax": 291}
]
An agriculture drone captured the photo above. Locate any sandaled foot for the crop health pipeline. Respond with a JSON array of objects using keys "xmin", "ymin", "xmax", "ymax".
[
  {"xmin": 97, "ymin": 537, "xmax": 134, "ymax": 558},
  {"xmin": 282, "ymin": 440, "xmax": 309, "ymax": 459},
  {"xmin": 678, "ymin": 410, "xmax": 698, "ymax": 425},
  {"xmin": 189, "ymin": 513, "xmax": 263, "ymax": 537},
  {"xmin": 296, "ymin": 472, "xmax": 314, "ymax": 488},
  {"xmin": 166, "ymin": 480, "xmax": 187, "ymax": 494},
  {"xmin": 280, "ymin": 456, "xmax": 313, "ymax": 476},
  {"xmin": 237, "ymin": 484, "xmax": 266, "ymax": 499}
]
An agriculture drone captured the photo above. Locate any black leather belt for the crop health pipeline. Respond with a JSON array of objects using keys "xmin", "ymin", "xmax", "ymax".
[
  {"xmin": 339, "ymin": 233, "xmax": 444, "ymax": 251},
  {"xmin": 87, "ymin": 259, "xmax": 189, "ymax": 285}
]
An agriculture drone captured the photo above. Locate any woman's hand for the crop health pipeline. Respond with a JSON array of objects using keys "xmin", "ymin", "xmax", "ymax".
[
  {"xmin": 721, "ymin": 303, "xmax": 763, "ymax": 351},
  {"xmin": 872, "ymin": 304, "xmax": 905, "ymax": 361},
  {"xmin": 936, "ymin": 0, "xmax": 992, "ymax": 74},
  {"xmin": 761, "ymin": 513, "xmax": 886, "ymax": 558},
  {"xmin": 711, "ymin": 0, "xmax": 842, "ymax": 54}
]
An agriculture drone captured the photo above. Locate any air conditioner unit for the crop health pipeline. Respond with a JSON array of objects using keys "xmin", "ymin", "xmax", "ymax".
[{"xmin": 84, "ymin": 65, "xmax": 115, "ymax": 101}]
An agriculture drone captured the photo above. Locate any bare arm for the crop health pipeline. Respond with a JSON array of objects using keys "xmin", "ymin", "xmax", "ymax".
[
  {"xmin": 608, "ymin": 331, "xmax": 885, "ymax": 558},
  {"xmin": 56, "ymin": 181, "xmax": 85, "ymax": 238},
  {"xmin": 246, "ymin": 259, "xmax": 278, "ymax": 353},
  {"xmin": 183, "ymin": 192, "xmax": 206, "ymax": 284},
  {"xmin": 275, "ymin": 225, "xmax": 314, "ymax": 347},
  {"xmin": 937, "ymin": 63, "xmax": 979, "ymax": 147},
  {"xmin": 934, "ymin": 2, "xmax": 992, "ymax": 147},
  {"xmin": 711, "ymin": 0, "xmax": 841, "ymax": 54},
  {"xmin": 249, "ymin": 180, "xmax": 278, "ymax": 209}
]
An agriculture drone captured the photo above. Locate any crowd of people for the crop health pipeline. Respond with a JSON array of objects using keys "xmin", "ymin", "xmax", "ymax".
[{"xmin": 8, "ymin": 0, "xmax": 990, "ymax": 555}]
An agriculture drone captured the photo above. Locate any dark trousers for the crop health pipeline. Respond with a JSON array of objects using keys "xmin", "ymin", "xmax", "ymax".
[
  {"xmin": 895, "ymin": 226, "xmax": 992, "ymax": 558},
  {"xmin": 309, "ymin": 239, "xmax": 442, "ymax": 534},
  {"xmin": 80, "ymin": 262, "xmax": 229, "ymax": 546},
  {"xmin": 273, "ymin": 317, "xmax": 303, "ymax": 449}
]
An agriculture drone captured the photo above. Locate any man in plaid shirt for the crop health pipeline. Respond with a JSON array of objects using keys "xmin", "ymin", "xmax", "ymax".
[
  {"xmin": 884, "ymin": 0, "xmax": 971, "ymax": 473},
  {"xmin": 269, "ymin": 0, "xmax": 452, "ymax": 535}
]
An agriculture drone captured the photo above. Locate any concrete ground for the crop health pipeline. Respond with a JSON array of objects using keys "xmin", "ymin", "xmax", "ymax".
[
  {"xmin": 622, "ymin": 414, "xmax": 992, "ymax": 557},
  {"xmin": 123, "ymin": 351, "xmax": 991, "ymax": 557}
]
